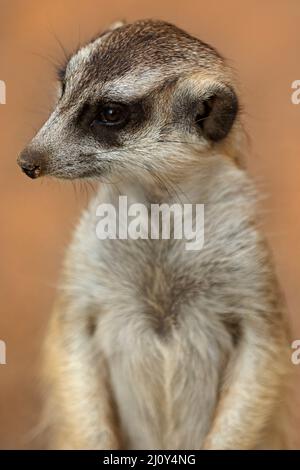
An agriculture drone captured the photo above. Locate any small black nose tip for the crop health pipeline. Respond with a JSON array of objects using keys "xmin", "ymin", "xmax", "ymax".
[
  {"xmin": 21, "ymin": 163, "xmax": 41, "ymax": 179},
  {"xmin": 18, "ymin": 149, "xmax": 43, "ymax": 179}
]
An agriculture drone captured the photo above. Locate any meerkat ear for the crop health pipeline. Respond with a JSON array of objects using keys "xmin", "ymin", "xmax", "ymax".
[
  {"xmin": 177, "ymin": 77, "xmax": 239, "ymax": 142},
  {"xmin": 194, "ymin": 81, "xmax": 238, "ymax": 142}
]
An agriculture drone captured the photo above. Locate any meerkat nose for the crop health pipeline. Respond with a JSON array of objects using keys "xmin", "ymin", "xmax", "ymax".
[{"xmin": 17, "ymin": 148, "xmax": 44, "ymax": 179}]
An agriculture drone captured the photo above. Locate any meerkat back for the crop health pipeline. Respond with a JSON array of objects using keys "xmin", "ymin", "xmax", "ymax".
[{"xmin": 18, "ymin": 20, "xmax": 290, "ymax": 450}]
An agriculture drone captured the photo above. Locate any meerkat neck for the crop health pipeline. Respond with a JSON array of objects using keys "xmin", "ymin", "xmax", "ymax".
[{"xmin": 98, "ymin": 154, "xmax": 251, "ymax": 207}]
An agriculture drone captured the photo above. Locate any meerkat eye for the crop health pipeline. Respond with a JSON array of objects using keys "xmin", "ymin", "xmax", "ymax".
[{"xmin": 92, "ymin": 103, "xmax": 129, "ymax": 127}]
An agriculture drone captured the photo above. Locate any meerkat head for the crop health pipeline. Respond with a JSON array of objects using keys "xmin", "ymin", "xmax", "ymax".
[{"xmin": 18, "ymin": 19, "xmax": 241, "ymax": 183}]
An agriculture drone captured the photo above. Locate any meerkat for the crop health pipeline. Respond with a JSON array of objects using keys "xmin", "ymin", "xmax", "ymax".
[{"xmin": 18, "ymin": 19, "xmax": 291, "ymax": 450}]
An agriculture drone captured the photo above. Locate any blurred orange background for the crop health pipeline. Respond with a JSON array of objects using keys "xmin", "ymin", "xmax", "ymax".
[{"xmin": 0, "ymin": 0, "xmax": 299, "ymax": 449}]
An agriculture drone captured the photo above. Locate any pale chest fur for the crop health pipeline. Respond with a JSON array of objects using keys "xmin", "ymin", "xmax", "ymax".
[{"xmin": 62, "ymin": 160, "xmax": 265, "ymax": 449}]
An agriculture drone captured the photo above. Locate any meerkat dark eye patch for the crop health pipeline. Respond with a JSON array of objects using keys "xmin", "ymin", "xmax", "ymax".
[
  {"xmin": 78, "ymin": 99, "xmax": 149, "ymax": 147},
  {"xmin": 195, "ymin": 86, "xmax": 238, "ymax": 142},
  {"xmin": 89, "ymin": 103, "xmax": 130, "ymax": 147}
]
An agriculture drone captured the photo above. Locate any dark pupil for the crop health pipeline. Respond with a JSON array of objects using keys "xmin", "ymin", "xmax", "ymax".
[{"xmin": 103, "ymin": 106, "xmax": 121, "ymax": 122}]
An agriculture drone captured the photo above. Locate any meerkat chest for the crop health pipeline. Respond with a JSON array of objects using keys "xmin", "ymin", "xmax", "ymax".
[
  {"xmin": 67, "ymin": 182, "xmax": 256, "ymax": 448},
  {"xmin": 97, "ymin": 300, "xmax": 233, "ymax": 449},
  {"xmin": 92, "ymin": 238, "xmax": 235, "ymax": 449}
]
